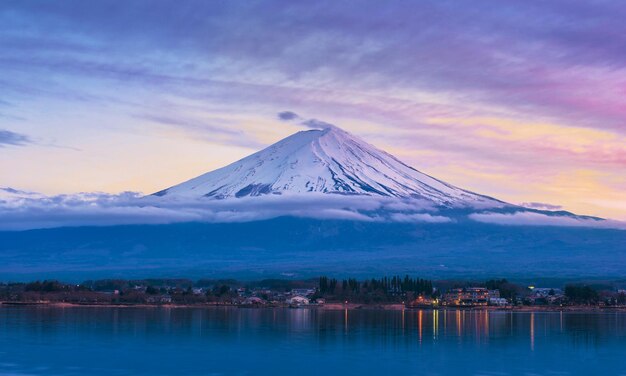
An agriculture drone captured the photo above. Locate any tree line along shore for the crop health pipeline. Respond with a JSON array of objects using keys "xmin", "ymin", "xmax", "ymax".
[{"xmin": 1, "ymin": 276, "xmax": 625, "ymax": 310}]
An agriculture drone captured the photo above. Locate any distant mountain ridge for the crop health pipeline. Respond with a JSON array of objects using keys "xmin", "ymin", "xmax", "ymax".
[{"xmin": 153, "ymin": 125, "xmax": 504, "ymax": 208}]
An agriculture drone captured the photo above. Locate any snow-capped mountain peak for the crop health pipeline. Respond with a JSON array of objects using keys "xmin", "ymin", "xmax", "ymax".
[{"xmin": 153, "ymin": 125, "xmax": 502, "ymax": 207}]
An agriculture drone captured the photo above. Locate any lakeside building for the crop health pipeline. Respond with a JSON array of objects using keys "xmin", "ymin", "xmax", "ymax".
[
  {"xmin": 444, "ymin": 287, "xmax": 490, "ymax": 306},
  {"xmin": 532, "ymin": 288, "xmax": 563, "ymax": 297},
  {"xmin": 291, "ymin": 288, "xmax": 316, "ymax": 297},
  {"xmin": 243, "ymin": 297, "xmax": 266, "ymax": 306},
  {"xmin": 489, "ymin": 297, "xmax": 508, "ymax": 306},
  {"xmin": 252, "ymin": 288, "xmax": 273, "ymax": 296},
  {"xmin": 286, "ymin": 296, "xmax": 310, "ymax": 306},
  {"xmin": 408, "ymin": 295, "xmax": 436, "ymax": 307},
  {"xmin": 146, "ymin": 295, "xmax": 172, "ymax": 304},
  {"xmin": 528, "ymin": 287, "xmax": 565, "ymax": 305}
]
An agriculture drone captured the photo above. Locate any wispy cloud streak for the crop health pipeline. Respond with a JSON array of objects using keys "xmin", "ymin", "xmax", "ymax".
[{"xmin": 0, "ymin": 130, "xmax": 31, "ymax": 147}]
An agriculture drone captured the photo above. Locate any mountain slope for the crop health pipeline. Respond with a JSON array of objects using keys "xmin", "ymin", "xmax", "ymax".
[
  {"xmin": 154, "ymin": 126, "xmax": 503, "ymax": 207},
  {"xmin": 1, "ymin": 218, "xmax": 624, "ymax": 281}
]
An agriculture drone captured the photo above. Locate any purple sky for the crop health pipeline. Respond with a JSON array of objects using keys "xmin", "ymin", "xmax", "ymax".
[{"xmin": 1, "ymin": 0, "xmax": 625, "ymax": 219}]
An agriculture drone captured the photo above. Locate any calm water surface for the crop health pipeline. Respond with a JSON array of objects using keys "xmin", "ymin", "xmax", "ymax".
[{"xmin": 1, "ymin": 307, "xmax": 625, "ymax": 375}]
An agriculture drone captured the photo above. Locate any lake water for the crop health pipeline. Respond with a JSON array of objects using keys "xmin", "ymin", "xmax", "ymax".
[{"xmin": 1, "ymin": 307, "xmax": 625, "ymax": 375}]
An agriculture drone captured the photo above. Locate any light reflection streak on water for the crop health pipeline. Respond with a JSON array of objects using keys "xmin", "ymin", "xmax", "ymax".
[
  {"xmin": 456, "ymin": 309, "xmax": 462, "ymax": 340},
  {"xmin": 418, "ymin": 309, "xmax": 423, "ymax": 344},
  {"xmin": 530, "ymin": 312, "xmax": 535, "ymax": 351}
]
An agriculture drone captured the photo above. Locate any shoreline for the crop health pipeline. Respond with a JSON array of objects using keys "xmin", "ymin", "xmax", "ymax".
[{"xmin": 2, "ymin": 301, "xmax": 626, "ymax": 312}]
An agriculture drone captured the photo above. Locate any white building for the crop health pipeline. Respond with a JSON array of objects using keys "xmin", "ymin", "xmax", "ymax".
[
  {"xmin": 533, "ymin": 288, "xmax": 563, "ymax": 297},
  {"xmin": 489, "ymin": 297, "xmax": 508, "ymax": 306},
  {"xmin": 286, "ymin": 296, "xmax": 310, "ymax": 305},
  {"xmin": 243, "ymin": 297, "xmax": 266, "ymax": 305},
  {"xmin": 291, "ymin": 288, "xmax": 316, "ymax": 296}
]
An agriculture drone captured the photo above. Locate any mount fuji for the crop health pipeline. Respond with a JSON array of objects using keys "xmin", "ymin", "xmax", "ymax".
[
  {"xmin": 1, "ymin": 123, "xmax": 625, "ymax": 281},
  {"xmin": 153, "ymin": 125, "xmax": 503, "ymax": 208}
]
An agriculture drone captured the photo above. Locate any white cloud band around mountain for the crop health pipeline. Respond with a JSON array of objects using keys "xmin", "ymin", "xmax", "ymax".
[
  {"xmin": 469, "ymin": 211, "xmax": 626, "ymax": 230},
  {"xmin": 0, "ymin": 190, "xmax": 440, "ymax": 230},
  {"xmin": 2, "ymin": 189, "xmax": 624, "ymax": 231},
  {"xmin": 389, "ymin": 213, "xmax": 453, "ymax": 223}
]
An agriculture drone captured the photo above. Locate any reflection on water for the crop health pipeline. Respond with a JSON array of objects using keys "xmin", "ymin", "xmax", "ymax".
[{"xmin": 0, "ymin": 307, "xmax": 625, "ymax": 375}]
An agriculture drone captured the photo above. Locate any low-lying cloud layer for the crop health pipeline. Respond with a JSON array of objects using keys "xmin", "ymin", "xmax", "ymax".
[
  {"xmin": 1, "ymin": 189, "xmax": 624, "ymax": 231},
  {"xmin": 0, "ymin": 189, "xmax": 441, "ymax": 230},
  {"xmin": 470, "ymin": 211, "xmax": 626, "ymax": 230},
  {"xmin": 520, "ymin": 202, "xmax": 563, "ymax": 211}
]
